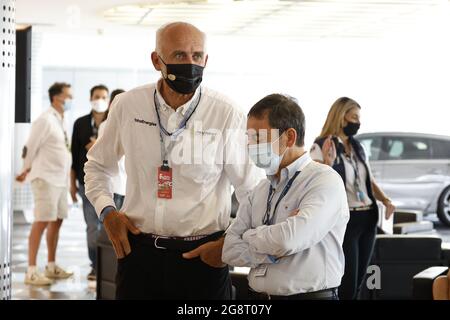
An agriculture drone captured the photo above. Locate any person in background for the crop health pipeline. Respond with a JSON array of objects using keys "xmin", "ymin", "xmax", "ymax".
[
  {"xmin": 84, "ymin": 22, "xmax": 262, "ymax": 299},
  {"xmin": 70, "ymin": 84, "xmax": 109, "ymax": 281},
  {"xmin": 222, "ymin": 94, "xmax": 349, "ymax": 300},
  {"xmin": 16, "ymin": 82, "xmax": 74, "ymax": 285},
  {"xmin": 98, "ymin": 89, "xmax": 126, "ymax": 210},
  {"xmin": 309, "ymin": 97, "xmax": 395, "ymax": 300}
]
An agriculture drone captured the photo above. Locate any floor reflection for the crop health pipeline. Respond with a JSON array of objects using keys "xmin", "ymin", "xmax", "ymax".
[{"xmin": 11, "ymin": 207, "xmax": 96, "ymax": 300}]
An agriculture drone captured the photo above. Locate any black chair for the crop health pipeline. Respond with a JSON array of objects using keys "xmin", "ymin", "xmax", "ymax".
[
  {"xmin": 96, "ymin": 225, "xmax": 117, "ymax": 300},
  {"xmin": 412, "ymin": 266, "xmax": 449, "ymax": 299},
  {"xmin": 230, "ymin": 268, "xmax": 250, "ymax": 300},
  {"xmin": 360, "ymin": 235, "xmax": 449, "ymax": 300}
]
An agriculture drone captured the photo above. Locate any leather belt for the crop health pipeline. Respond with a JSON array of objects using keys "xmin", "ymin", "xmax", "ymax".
[
  {"xmin": 249, "ymin": 287, "xmax": 338, "ymax": 300},
  {"xmin": 350, "ymin": 205, "xmax": 373, "ymax": 212},
  {"xmin": 129, "ymin": 230, "xmax": 224, "ymax": 253}
]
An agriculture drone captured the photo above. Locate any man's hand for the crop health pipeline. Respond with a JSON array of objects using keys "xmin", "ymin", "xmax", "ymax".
[
  {"xmin": 103, "ymin": 211, "xmax": 141, "ymax": 259},
  {"xmin": 85, "ymin": 137, "xmax": 96, "ymax": 151},
  {"xmin": 322, "ymin": 135, "xmax": 337, "ymax": 166},
  {"xmin": 16, "ymin": 169, "xmax": 30, "ymax": 182},
  {"xmin": 289, "ymin": 209, "xmax": 300, "ymax": 217},
  {"xmin": 182, "ymin": 236, "xmax": 226, "ymax": 268},
  {"xmin": 383, "ymin": 199, "xmax": 396, "ymax": 220},
  {"xmin": 70, "ymin": 184, "xmax": 78, "ymax": 203}
]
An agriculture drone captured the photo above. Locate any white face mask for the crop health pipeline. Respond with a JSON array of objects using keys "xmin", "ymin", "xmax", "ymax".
[
  {"xmin": 91, "ymin": 99, "xmax": 108, "ymax": 113},
  {"xmin": 248, "ymin": 134, "xmax": 288, "ymax": 176}
]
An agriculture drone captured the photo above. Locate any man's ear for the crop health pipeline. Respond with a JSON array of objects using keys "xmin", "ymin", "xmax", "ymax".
[
  {"xmin": 286, "ymin": 128, "xmax": 297, "ymax": 148},
  {"xmin": 151, "ymin": 51, "xmax": 162, "ymax": 71}
]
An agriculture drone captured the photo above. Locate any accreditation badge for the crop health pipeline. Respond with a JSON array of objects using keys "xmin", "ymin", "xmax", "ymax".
[
  {"xmin": 157, "ymin": 163, "xmax": 172, "ymax": 199},
  {"xmin": 254, "ymin": 265, "xmax": 268, "ymax": 277}
]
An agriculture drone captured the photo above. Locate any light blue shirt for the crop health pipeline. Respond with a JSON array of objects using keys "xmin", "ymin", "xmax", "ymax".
[{"xmin": 222, "ymin": 152, "xmax": 350, "ymax": 295}]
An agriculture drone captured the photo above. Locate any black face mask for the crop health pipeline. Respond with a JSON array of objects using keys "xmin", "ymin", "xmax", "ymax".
[
  {"xmin": 159, "ymin": 56, "xmax": 204, "ymax": 94},
  {"xmin": 343, "ymin": 121, "xmax": 361, "ymax": 137}
]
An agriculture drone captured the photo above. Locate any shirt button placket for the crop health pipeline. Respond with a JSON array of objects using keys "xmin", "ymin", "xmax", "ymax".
[{"xmin": 155, "ymin": 199, "xmax": 165, "ymax": 234}]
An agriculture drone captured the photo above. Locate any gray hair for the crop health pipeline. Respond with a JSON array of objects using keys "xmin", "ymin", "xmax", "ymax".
[{"xmin": 155, "ymin": 22, "xmax": 207, "ymax": 56}]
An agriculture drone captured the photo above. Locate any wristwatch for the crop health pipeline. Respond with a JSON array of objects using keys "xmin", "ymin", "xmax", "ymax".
[{"xmin": 99, "ymin": 206, "xmax": 116, "ymax": 223}]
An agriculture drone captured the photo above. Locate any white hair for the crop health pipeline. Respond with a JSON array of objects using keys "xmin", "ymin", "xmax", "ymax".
[{"xmin": 155, "ymin": 22, "xmax": 207, "ymax": 56}]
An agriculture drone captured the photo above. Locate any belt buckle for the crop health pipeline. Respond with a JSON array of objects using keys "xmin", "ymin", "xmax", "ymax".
[{"xmin": 154, "ymin": 235, "xmax": 170, "ymax": 250}]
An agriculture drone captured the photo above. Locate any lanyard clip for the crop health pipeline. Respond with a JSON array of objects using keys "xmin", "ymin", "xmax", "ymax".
[{"xmin": 160, "ymin": 160, "xmax": 170, "ymax": 171}]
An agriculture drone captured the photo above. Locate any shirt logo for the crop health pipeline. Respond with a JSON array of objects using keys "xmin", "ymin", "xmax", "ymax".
[
  {"xmin": 135, "ymin": 118, "xmax": 157, "ymax": 127},
  {"xmin": 195, "ymin": 130, "xmax": 217, "ymax": 136}
]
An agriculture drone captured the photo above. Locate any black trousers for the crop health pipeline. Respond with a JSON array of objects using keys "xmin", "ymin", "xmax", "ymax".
[
  {"xmin": 115, "ymin": 233, "xmax": 232, "ymax": 300},
  {"xmin": 339, "ymin": 209, "xmax": 378, "ymax": 300}
]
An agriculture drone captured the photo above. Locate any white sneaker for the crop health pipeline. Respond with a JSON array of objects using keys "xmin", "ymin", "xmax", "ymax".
[
  {"xmin": 45, "ymin": 265, "xmax": 74, "ymax": 279},
  {"xmin": 24, "ymin": 271, "xmax": 53, "ymax": 286}
]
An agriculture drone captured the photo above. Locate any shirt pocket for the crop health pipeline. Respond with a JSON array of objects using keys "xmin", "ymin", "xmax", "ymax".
[
  {"xmin": 273, "ymin": 200, "xmax": 300, "ymax": 224},
  {"xmin": 127, "ymin": 121, "xmax": 161, "ymax": 167},
  {"xmin": 175, "ymin": 128, "xmax": 222, "ymax": 184}
]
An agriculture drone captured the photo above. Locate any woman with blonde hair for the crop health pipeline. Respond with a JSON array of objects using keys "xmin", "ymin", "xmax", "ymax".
[{"xmin": 310, "ymin": 97, "xmax": 395, "ymax": 300}]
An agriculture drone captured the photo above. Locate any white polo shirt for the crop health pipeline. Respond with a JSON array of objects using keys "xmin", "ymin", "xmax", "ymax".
[
  {"xmin": 84, "ymin": 81, "xmax": 264, "ymax": 236},
  {"xmin": 22, "ymin": 107, "xmax": 71, "ymax": 187}
]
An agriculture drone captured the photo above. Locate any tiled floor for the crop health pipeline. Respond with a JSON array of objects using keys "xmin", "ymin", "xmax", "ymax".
[
  {"xmin": 10, "ymin": 206, "xmax": 450, "ymax": 300},
  {"xmin": 11, "ymin": 206, "xmax": 96, "ymax": 300}
]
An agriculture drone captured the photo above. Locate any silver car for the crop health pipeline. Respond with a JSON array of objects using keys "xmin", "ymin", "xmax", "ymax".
[{"xmin": 356, "ymin": 132, "xmax": 450, "ymax": 227}]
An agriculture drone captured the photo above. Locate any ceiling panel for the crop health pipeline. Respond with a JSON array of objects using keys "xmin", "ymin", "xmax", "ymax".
[
  {"xmin": 101, "ymin": 0, "xmax": 448, "ymax": 39},
  {"xmin": 14, "ymin": 0, "xmax": 450, "ymax": 39}
]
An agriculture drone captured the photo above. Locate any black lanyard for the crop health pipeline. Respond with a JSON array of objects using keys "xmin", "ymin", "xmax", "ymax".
[
  {"xmin": 263, "ymin": 171, "xmax": 301, "ymax": 226},
  {"xmin": 53, "ymin": 112, "xmax": 69, "ymax": 150},
  {"xmin": 153, "ymin": 88, "xmax": 202, "ymax": 164}
]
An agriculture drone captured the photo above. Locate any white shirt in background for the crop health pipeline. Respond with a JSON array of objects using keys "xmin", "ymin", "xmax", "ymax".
[
  {"xmin": 22, "ymin": 107, "xmax": 71, "ymax": 187},
  {"xmin": 310, "ymin": 138, "xmax": 373, "ymax": 209}
]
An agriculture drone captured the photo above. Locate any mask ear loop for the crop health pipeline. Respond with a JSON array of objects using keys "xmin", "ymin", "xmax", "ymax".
[
  {"xmin": 158, "ymin": 55, "xmax": 176, "ymax": 81},
  {"xmin": 271, "ymin": 130, "xmax": 288, "ymax": 157}
]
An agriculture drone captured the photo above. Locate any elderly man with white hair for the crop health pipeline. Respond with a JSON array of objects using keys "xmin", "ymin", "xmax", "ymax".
[{"xmin": 84, "ymin": 22, "xmax": 262, "ymax": 299}]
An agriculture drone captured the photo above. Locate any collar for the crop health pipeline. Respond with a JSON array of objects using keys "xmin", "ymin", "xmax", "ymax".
[
  {"xmin": 49, "ymin": 106, "xmax": 63, "ymax": 121},
  {"xmin": 268, "ymin": 151, "xmax": 312, "ymax": 188},
  {"xmin": 155, "ymin": 79, "xmax": 200, "ymax": 116},
  {"xmin": 90, "ymin": 112, "xmax": 101, "ymax": 128}
]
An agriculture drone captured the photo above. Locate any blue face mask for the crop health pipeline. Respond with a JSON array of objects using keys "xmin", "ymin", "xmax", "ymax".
[
  {"xmin": 248, "ymin": 134, "xmax": 288, "ymax": 176},
  {"xmin": 63, "ymin": 99, "xmax": 72, "ymax": 111}
]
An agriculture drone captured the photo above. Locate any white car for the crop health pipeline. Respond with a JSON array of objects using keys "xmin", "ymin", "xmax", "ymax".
[{"xmin": 356, "ymin": 132, "xmax": 450, "ymax": 227}]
